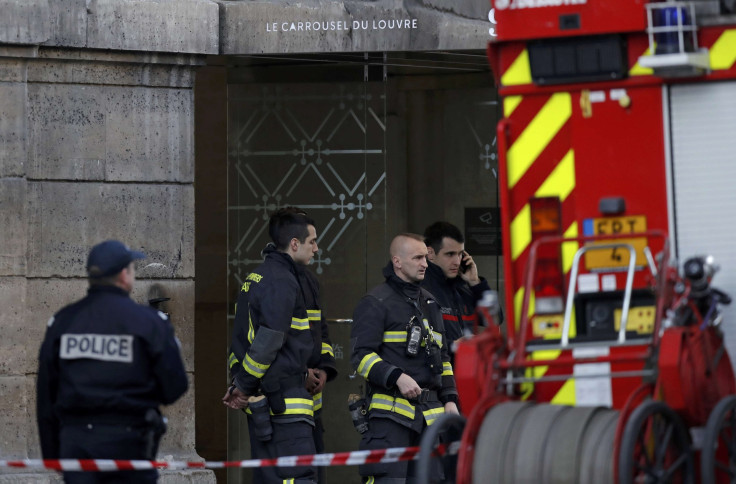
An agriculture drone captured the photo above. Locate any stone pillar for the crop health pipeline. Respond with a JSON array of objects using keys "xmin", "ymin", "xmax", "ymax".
[{"xmin": 0, "ymin": 0, "xmax": 218, "ymax": 482}]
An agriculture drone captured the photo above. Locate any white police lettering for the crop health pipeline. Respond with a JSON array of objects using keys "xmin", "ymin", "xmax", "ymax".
[
  {"xmin": 495, "ymin": 0, "xmax": 587, "ymax": 10},
  {"xmin": 60, "ymin": 334, "xmax": 134, "ymax": 363}
]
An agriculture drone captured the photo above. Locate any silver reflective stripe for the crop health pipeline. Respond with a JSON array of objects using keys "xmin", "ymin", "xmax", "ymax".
[{"xmin": 60, "ymin": 334, "xmax": 134, "ymax": 363}]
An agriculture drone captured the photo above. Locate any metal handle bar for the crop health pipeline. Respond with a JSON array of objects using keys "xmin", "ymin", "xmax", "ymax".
[{"xmin": 561, "ymin": 243, "xmax": 637, "ymax": 347}]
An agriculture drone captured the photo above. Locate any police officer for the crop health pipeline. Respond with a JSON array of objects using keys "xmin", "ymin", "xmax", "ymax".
[
  {"xmin": 36, "ymin": 240, "xmax": 188, "ymax": 483},
  {"xmin": 423, "ymin": 222, "xmax": 499, "ymax": 360},
  {"xmin": 223, "ymin": 208, "xmax": 320, "ymax": 484},
  {"xmin": 351, "ymin": 233, "xmax": 459, "ymax": 484}
]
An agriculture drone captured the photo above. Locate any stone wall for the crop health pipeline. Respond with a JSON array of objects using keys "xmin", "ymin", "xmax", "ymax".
[{"xmin": 0, "ymin": 0, "xmax": 490, "ymax": 482}]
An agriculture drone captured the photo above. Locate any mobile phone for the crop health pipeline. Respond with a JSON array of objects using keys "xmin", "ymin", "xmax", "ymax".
[{"xmin": 459, "ymin": 251, "xmax": 469, "ymax": 273}]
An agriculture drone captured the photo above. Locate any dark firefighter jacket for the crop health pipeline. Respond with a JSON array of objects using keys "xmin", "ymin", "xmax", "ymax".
[
  {"xmin": 351, "ymin": 262, "xmax": 458, "ymax": 431},
  {"xmin": 421, "ymin": 261, "xmax": 492, "ymax": 348},
  {"xmin": 296, "ymin": 263, "xmax": 337, "ymax": 413},
  {"xmin": 228, "ymin": 248, "xmax": 315, "ymax": 423},
  {"xmin": 36, "ymin": 285, "xmax": 188, "ymax": 459}
]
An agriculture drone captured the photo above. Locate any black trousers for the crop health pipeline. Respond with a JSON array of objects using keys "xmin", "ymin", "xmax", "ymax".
[
  {"xmin": 358, "ymin": 417, "xmax": 443, "ymax": 484},
  {"xmin": 59, "ymin": 423, "xmax": 158, "ymax": 484},
  {"xmin": 248, "ymin": 416, "xmax": 317, "ymax": 484},
  {"xmin": 313, "ymin": 413, "xmax": 326, "ymax": 484}
]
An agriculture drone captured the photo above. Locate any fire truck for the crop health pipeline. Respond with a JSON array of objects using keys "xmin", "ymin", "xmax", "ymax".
[{"xmin": 416, "ymin": 1, "xmax": 736, "ymax": 483}]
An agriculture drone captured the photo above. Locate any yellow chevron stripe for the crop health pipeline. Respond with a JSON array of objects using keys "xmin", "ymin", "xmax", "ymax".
[
  {"xmin": 630, "ymin": 45, "xmax": 655, "ymax": 76},
  {"xmin": 501, "ymin": 49, "xmax": 532, "ymax": 86},
  {"xmin": 511, "ymin": 204, "xmax": 531, "ymax": 261},
  {"xmin": 710, "ymin": 29, "xmax": 736, "ymax": 70},
  {"xmin": 514, "ymin": 287, "xmax": 535, "ymax": 328},
  {"xmin": 504, "ymin": 95, "xmax": 523, "ymax": 117},
  {"xmin": 536, "ymin": 150, "xmax": 575, "ymax": 201},
  {"xmin": 510, "ymin": 150, "xmax": 574, "ymax": 262},
  {"xmin": 562, "ymin": 222, "xmax": 579, "ymax": 274},
  {"xmin": 507, "ymin": 93, "xmax": 572, "ymax": 189},
  {"xmin": 551, "ymin": 379, "xmax": 576, "ymax": 405}
]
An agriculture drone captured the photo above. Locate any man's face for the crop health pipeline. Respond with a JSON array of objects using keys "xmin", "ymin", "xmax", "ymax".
[
  {"xmin": 293, "ymin": 225, "xmax": 319, "ymax": 265},
  {"xmin": 430, "ymin": 237, "xmax": 464, "ymax": 279},
  {"xmin": 121, "ymin": 262, "xmax": 136, "ymax": 293},
  {"xmin": 394, "ymin": 239, "xmax": 429, "ymax": 284}
]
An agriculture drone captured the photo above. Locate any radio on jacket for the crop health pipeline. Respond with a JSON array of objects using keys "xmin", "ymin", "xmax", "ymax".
[
  {"xmin": 427, "ymin": 344, "xmax": 443, "ymax": 374},
  {"xmin": 406, "ymin": 317, "xmax": 423, "ymax": 357}
]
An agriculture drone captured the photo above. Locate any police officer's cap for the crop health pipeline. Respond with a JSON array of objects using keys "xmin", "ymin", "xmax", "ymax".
[{"xmin": 86, "ymin": 240, "xmax": 146, "ymax": 278}]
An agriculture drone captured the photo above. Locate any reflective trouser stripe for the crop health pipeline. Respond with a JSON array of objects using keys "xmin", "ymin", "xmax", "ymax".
[
  {"xmin": 423, "ymin": 407, "xmax": 445, "ymax": 426},
  {"xmin": 357, "ymin": 352, "xmax": 381, "ymax": 379},
  {"xmin": 369, "ymin": 393, "xmax": 415, "ymax": 419},
  {"xmin": 281, "ymin": 398, "xmax": 314, "ymax": 417}
]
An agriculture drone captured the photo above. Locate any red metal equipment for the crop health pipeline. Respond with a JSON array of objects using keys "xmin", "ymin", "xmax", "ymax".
[{"xmin": 418, "ymin": 1, "xmax": 736, "ymax": 482}]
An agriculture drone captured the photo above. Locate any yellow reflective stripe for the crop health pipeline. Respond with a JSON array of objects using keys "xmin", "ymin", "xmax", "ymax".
[
  {"xmin": 710, "ymin": 29, "xmax": 736, "ymax": 70},
  {"xmin": 423, "ymin": 407, "xmax": 445, "ymax": 426},
  {"xmin": 358, "ymin": 352, "xmax": 382, "ymax": 378},
  {"xmin": 369, "ymin": 393, "xmax": 415, "ymax": 419},
  {"xmin": 279, "ymin": 397, "xmax": 314, "ymax": 417},
  {"xmin": 432, "ymin": 331, "xmax": 443, "ymax": 348},
  {"xmin": 514, "ymin": 287, "xmax": 535, "ymax": 329},
  {"xmin": 630, "ymin": 45, "xmax": 655, "ymax": 76},
  {"xmin": 243, "ymin": 353, "xmax": 269, "ymax": 378},
  {"xmin": 247, "ymin": 310, "xmax": 255, "ymax": 344},
  {"xmin": 291, "ymin": 317, "xmax": 309, "ymax": 330},
  {"xmin": 562, "ymin": 222, "xmax": 579, "ymax": 274},
  {"xmin": 367, "ymin": 478, "xmax": 375, "ymax": 484},
  {"xmin": 321, "ymin": 342, "xmax": 334, "ymax": 356},
  {"xmin": 284, "ymin": 480, "xmax": 295, "ymax": 484},
  {"xmin": 313, "ymin": 392, "xmax": 323, "ymax": 411},
  {"xmin": 511, "ymin": 204, "xmax": 531, "ymax": 261},
  {"xmin": 504, "ymin": 95, "xmax": 523, "ymax": 117},
  {"xmin": 228, "ymin": 352, "xmax": 239, "ymax": 369},
  {"xmin": 507, "ymin": 92, "xmax": 572, "ymax": 189},
  {"xmin": 383, "ymin": 331, "xmax": 407, "ymax": 343},
  {"xmin": 307, "ymin": 309, "xmax": 321, "ymax": 321},
  {"xmin": 501, "ymin": 48, "xmax": 532, "ymax": 86},
  {"xmin": 442, "ymin": 361, "xmax": 453, "ymax": 376},
  {"xmin": 536, "ymin": 149, "xmax": 575, "ymax": 201}
]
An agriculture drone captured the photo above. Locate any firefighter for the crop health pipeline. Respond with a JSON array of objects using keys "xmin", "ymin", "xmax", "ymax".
[
  {"xmin": 223, "ymin": 207, "xmax": 320, "ymax": 484},
  {"xmin": 297, "ymin": 262, "xmax": 338, "ymax": 484},
  {"xmin": 423, "ymin": 221, "xmax": 500, "ymax": 360},
  {"xmin": 351, "ymin": 233, "xmax": 459, "ymax": 484},
  {"xmin": 36, "ymin": 240, "xmax": 188, "ymax": 484}
]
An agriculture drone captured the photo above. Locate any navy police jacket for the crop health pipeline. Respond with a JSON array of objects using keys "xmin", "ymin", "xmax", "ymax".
[
  {"xmin": 228, "ymin": 248, "xmax": 315, "ymax": 422},
  {"xmin": 36, "ymin": 284, "xmax": 188, "ymax": 459}
]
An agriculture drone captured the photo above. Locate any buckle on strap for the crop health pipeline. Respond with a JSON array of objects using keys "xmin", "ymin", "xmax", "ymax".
[{"xmin": 413, "ymin": 388, "xmax": 439, "ymax": 404}]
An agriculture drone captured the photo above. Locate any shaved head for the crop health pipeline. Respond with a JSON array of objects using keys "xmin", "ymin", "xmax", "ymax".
[
  {"xmin": 390, "ymin": 233, "xmax": 429, "ymax": 283},
  {"xmin": 390, "ymin": 233, "xmax": 424, "ymax": 257}
]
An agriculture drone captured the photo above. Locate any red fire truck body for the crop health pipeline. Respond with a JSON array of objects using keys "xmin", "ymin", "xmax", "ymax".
[
  {"xmin": 487, "ymin": 0, "xmax": 736, "ymax": 402},
  {"xmin": 440, "ymin": 2, "xmax": 736, "ymax": 483}
]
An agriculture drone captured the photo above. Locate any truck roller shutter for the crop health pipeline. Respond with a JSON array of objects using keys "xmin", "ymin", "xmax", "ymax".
[{"xmin": 669, "ymin": 80, "xmax": 736, "ymax": 364}]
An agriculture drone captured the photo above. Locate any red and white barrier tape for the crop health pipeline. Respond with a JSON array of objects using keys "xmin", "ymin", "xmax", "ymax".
[{"xmin": 0, "ymin": 442, "xmax": 459, "ymax": 472}]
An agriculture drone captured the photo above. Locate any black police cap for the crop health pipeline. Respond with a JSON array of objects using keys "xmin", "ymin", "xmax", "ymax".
[{"xmin": 86, "ymin": 240, "xmax": 146, "ymax": 278}]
